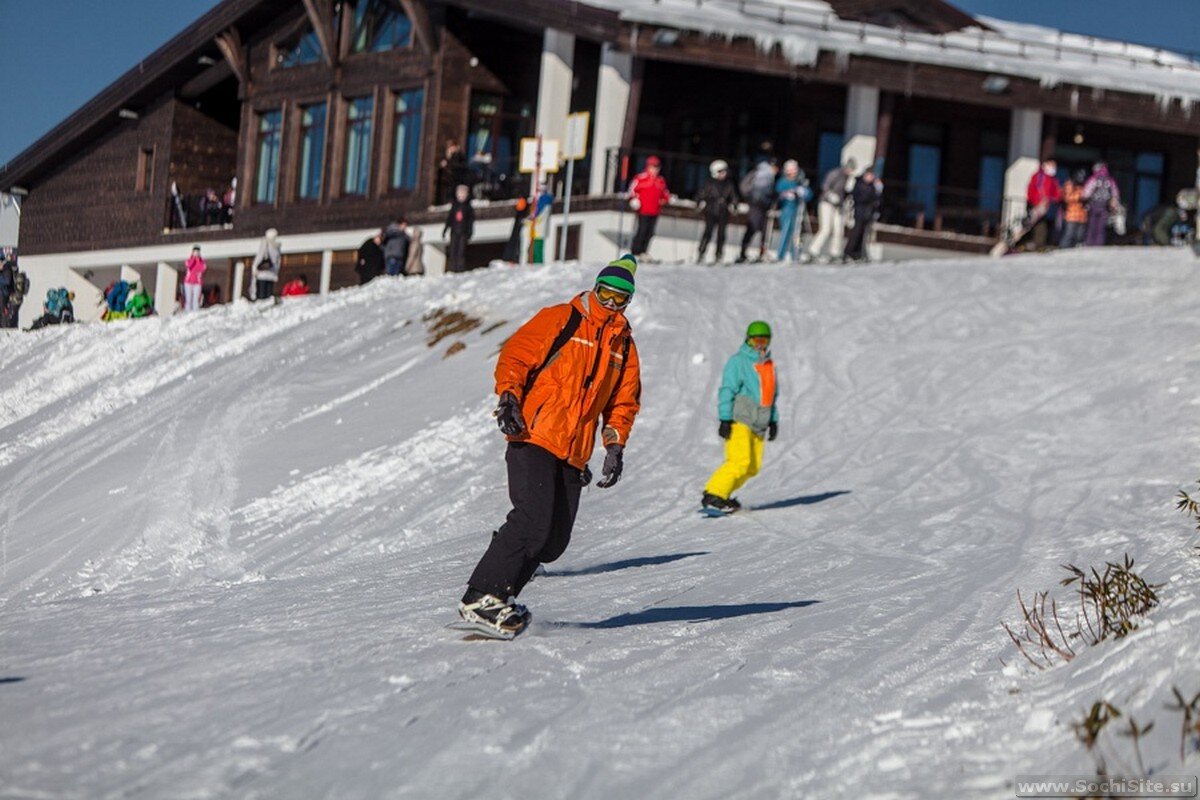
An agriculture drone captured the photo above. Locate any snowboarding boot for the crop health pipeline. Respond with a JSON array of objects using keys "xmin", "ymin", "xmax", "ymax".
[
  {"xmin": 726, "ymin": 497, "xmax": 742, "ymax": 511},
  {"xmin": 458, "ymin": 592, "xmax": 528, "ymax": 639},
  {"xmin": 701, "ymin": 491, "xmax": 736, "ymax": 516}
]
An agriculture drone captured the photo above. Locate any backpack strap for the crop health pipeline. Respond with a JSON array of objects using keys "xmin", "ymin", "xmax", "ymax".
[{"xmin": 522, "ymin": 305, "xmax": 583, "ymax": 398}]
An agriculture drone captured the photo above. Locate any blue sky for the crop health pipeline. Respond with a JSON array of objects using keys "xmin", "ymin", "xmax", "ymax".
[{"xmin": 1, "ymin": 0, "xmax": 1197, "ymax": 167}]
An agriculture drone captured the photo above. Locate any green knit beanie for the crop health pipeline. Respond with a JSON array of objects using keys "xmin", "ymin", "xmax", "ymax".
[{"xmin": 595, "ymin": 254, "xmax": 638, "ymax": 295}]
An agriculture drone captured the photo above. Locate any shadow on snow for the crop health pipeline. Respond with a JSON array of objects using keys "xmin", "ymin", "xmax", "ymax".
[
  {"xmin": 751, "ymin": 490, "xmax": 851, "ymax": 511},
  {"xmin": 554, "ymin": 600, "xmax": 820, "ymax": 629},
  {"xmin": 547, "ymin": 551, "xmax": 710, "ymax": 577},
  {"xmin": 0, "ymin": 677, "xmax": 27, "ymax": 685}
]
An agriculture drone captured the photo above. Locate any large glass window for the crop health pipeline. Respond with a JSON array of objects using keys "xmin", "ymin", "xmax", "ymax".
[
  {"xmin": 298, "ymin": 103, "xmax": 327, "ymax": 200},
  {"xmin": 255, "ymin": 109, "xmax": 283, "ymax": 204},
  {"xmin": 278, "ymin": 27, "xmax": 323, "ymax": 67},
  {"xmin": 391, "ymin": 89, "xmax": 424, "ymax": 191},
  {"xmin": 351, "ymin": 0, "xmax": 412, "ymax": 53},
  {"xmin": 977, "ymin": 130, "xmax": 1008, "ymax": 213},
  {"xmin": 344, "ymin": 97, "xmax": 374, "ymax": 196},
  {"xmin": 1133, "ymin": 151, "xmax": 1165, "ymax": 222},
  {"xmin": 816, "ymin": 131, "xmax": 844, "ymax": 183}
]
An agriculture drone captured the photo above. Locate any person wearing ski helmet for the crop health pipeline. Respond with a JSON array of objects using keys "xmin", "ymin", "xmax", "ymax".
[
  {"xmin": 701, "ymin": 321, "xmax": 779, "ymax": 514},
  {"xmin": 697, "ymin": 159, "xmax": 738, "ymax": 264},
  {"xmin": 458, "ymin": 255, "xmax": 643, "ymax": 637}
]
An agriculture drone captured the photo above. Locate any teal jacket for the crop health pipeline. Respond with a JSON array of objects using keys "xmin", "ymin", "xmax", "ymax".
[{"xmin": 718, "ymin": 343, "xmax": 779, "ymax": 436}]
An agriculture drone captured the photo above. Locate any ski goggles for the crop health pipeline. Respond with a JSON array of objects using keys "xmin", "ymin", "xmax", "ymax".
[
  {"xmin": 747, "ymin": 335, "xmax": 771, "ymax": 347},
  {"xmin": 594, "ymin": 284, "xmax": 632, "ymax": 308}
]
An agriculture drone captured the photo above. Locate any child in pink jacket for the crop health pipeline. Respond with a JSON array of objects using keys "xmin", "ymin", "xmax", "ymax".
[{"xmin": 183, "ymin": 246, "xmax": 206, "ymax": 311}]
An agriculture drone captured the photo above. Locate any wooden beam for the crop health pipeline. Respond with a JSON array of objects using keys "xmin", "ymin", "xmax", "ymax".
[
  {"xmin": 214, "ymin": 28, "xmax": 247, "ymax": 88},
  {"xmin": 301, "ymin": 0, "xmax": 337, "ymax": 67},
  {"xmin": 398, "ymin": 0, "xmax": 436, "ymax": 57}
]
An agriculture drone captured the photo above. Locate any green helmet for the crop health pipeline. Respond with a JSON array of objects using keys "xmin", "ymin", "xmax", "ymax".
[{"xmin": 746, "ymin": 320, "xmax": 772, "ymax": 339}]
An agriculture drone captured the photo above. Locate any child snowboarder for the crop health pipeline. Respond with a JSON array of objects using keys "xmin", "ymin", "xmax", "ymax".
[
  {"xmin": 456, "ymin": 255, "xmax": 643, "ymax": 638},
  {"xmin": 701, "ymin": 321, "xmax": 779, "ymax": 515}
]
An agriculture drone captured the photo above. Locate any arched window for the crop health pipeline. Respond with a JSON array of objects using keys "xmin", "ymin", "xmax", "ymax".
[{"xmin": 351, "ymin": 0, "xmax": 412, "ymax": 53}]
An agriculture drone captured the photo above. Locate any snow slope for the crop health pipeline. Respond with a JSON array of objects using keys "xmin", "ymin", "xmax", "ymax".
[{"xmin": 2, "ymin": 250, "xmax": 1200, "ymax": 799}]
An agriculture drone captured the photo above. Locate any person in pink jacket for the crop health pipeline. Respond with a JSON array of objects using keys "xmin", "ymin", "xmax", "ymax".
[{"xmin": 183, "ymin": 246, "xmax": 206, "ymax": 311}]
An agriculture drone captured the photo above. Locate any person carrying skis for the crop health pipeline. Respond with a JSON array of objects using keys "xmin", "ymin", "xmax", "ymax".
[
  {"xmin": 775, "ymin": 160, "xmax": 811, "ymax": 263},
  {"xmin": 842, "ymin": 166, "xmax": 882, "ymax": 262},
  {"xmin": 458, "ymin": 255, "xmax": 643, "ymax": 638},
  {"xmin": 805, "ymin": 159, "xmax": 856, "ymax": 263},
  {"xmin": 701, "ymin": 321, "xmax": 779, "ymax": 515},
  {"xmin": 697, "ymin": 159, "xmax": 738, "ymax": 264},
  {"xmin": 736, "ymin": 158, "xmax": 778, "ymax": 263},
  {"xmin": 1021, "ymin": 159, "xmax": 1061, "ymax": 249}
]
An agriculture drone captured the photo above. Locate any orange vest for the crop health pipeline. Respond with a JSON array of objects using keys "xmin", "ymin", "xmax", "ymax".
[
  {"xmin": 1063, "ymin": 182, "xmax": 1087, "ymax": 224},
  {"xmin": 495, "ymin": 292, "xmax": 641, "ymax": 468}
]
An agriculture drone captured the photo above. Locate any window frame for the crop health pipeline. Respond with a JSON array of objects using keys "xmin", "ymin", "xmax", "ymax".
[
  {"xmin": 297, "ymin": 101, "xmax": 329, "ymax": 201},
  {"xmin": 135, "ymin": 146, "xmax": 155, "ymax": 192},
  {"xmin": 255, "ymin": 108, "xmax": 284, "ymax": 205},
  {"xmin": 342, "ymin": 96, "xmax": 375, "ymax": 197},
  {"xmin": 348, "ymin": 0, "xmax": 414, "ymax": 55},
  {"xmin": 388, "ymin": 87, "xmax": 425, "ymax": 193}
]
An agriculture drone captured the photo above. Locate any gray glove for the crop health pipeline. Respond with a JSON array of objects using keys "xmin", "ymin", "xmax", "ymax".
[{"xmin": 595, "ymin": 444, "xmax": 624, "ymax": 489}]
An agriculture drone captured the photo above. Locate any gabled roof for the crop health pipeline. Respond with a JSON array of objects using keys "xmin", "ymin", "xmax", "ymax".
[{"xmin": 0, "ymin": 0, "xmax": 295, "ymax": 192}]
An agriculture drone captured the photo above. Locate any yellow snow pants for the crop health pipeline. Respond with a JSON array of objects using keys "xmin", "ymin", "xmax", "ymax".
[{"xmin": 704, "ymin": 422, "xmax": 764, "ymax": 500}]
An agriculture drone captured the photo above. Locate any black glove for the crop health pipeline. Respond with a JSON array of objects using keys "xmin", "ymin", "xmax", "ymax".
[
  {"xmin": 494, "ymin": 392, "xmax": 526, "ymax": 436},
  {"xmin": 718, "ymin": 420, "xmax": 733, "ymax": 439},
  {"xmin": 768, "ymin": 421, "xmax": 778, "ymax": 441},
  {"xmin": 580, "ymin": 465, "xmax": 592, "ymax": 487},
  {"xmin": 595, "ymin": 444, "xmax": 624, "ymax": 489}
]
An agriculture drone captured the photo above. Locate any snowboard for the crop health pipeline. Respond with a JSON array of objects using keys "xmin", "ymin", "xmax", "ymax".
[
  {"xmin": 698, "ymin": 506, "xmax": 738, "ymax": 518},
  {"xmin": 446, "ymin": 619, "xmax": 525, "ymax": 641},
  {"xmin": 991, "ymin": 206, "xmax": 1047, "ymax": 258}
]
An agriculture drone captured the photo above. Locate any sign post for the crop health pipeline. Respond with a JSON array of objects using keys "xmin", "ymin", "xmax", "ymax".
[
  {"xmin": 519, "ymin": 137, "xmax": 560, "ymax": 263},
  {"xmin": 558, "ymin": 112, "xmax": 589, "ymax": 262}
]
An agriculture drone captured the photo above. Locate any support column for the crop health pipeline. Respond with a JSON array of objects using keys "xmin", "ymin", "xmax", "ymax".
[
  {"xmin": 155, "ymin": 262, "xmax": 178, "ymax": 316},
  {"xmin": 1003, "ymin": 108, "xmax": 1043, "ymax": 229},
  {"xmin": 233, "ymin": 259, "xmax": 246, "ymax": 302},
  {"xmin": 535, "ymin": 29, "xmax": 575, "ymax": 152},
  {"xmin": 841, "ymin": 85, "xmax": 879, "ymax": 173},
  {"xmin": 590, "ymin": 44, "xmax": 633, "ymax": 194},
  {"xmin": 319, "ymin": 249, "xmax": 333, "ymax": 295}
]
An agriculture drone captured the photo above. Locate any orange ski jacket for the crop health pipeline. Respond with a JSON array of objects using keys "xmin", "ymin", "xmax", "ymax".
[{"xmin": 495, "ymin": 291, "xmax": 641, "ymax": 468}]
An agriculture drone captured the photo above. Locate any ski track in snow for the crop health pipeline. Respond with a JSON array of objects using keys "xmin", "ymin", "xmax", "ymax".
[{"xmin": 2, "ymin": 251, "xmax": 1200, "ymax": 798}]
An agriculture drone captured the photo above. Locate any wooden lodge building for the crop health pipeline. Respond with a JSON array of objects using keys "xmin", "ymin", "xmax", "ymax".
[{"xmin": 3, "ymin": 0, "xmax": 1198, "ymax": 323}]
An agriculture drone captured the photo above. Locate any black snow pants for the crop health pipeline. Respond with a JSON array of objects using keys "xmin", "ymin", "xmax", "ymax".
[
  {"xmin": 468, "ymin": 442, "xmax": 586, "ymax": 599},
  {"xmin": 739, "ymin": 203, "xmax": 768, "ymax": 260},
  {"xmin": 631, "ymin": 214, "xmax": 658, "ymax": 256},
  {"xmin": 698, "ymin": 212, "xmax": 728, "ymax": 260}
]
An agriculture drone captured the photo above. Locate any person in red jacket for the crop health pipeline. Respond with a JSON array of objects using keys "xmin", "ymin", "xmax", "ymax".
[
  {"xmin": 627, "ymin": 155, "xmax": 671, "ymax": 259},
  {"xmin": 457, "ymin": 255, "xmax": 643, "ymax": 639},
  {"xmin": 280, "ymin": 274, "xmax": 310, "ymax": 297},
  {"xmin": 1023, "ymin": 159, "xmax": 1062, "ymax": 249}
]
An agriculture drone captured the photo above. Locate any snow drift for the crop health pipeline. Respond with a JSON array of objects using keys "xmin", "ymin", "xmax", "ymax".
[{"xmin": 2, "ymin": 249, "xmax": 1200, "ymax": 798}]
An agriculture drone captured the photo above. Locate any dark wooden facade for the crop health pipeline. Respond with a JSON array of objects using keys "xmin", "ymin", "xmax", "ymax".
[{"xmin": 4, "ymin": 0, "xmax": 1197, "ymax": 255}]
